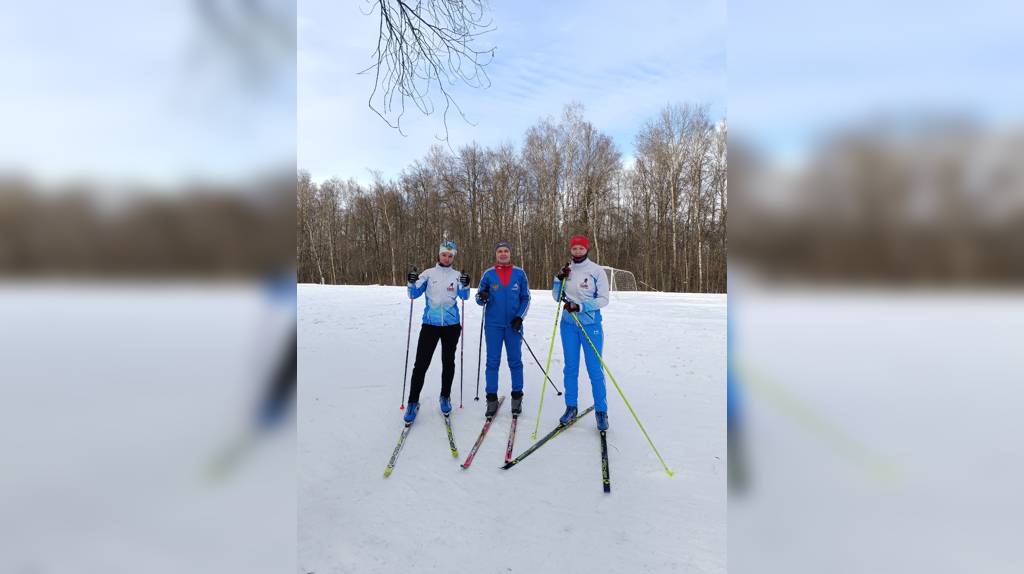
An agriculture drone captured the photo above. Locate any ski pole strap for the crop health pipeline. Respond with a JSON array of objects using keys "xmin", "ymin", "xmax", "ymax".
[{"xmin": 568, "ymin": 311, "xmax": 675, "ymax": 477}]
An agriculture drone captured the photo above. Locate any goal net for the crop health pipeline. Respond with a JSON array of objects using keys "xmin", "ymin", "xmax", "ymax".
[{"xmin": 601, "ymin": 266, "xmax": 638, "ymax": 292}]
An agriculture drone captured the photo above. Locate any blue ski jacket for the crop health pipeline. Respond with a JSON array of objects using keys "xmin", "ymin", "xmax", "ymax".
[{"xmin": 475, "ymin": 265, "xmax": 531, "ymax": 328}]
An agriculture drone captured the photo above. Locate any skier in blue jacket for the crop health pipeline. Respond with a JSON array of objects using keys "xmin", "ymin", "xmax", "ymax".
[
  {"xmin": 552, "ymin": 234, "xmax": 611, "ymax": 430},
  {"xmin": 475, "ymin": 241, "xmax": 531, "ymax": 418},
  {"xmin": 403, "ymin": 240, "xmax": 470, "ymax": 422}
]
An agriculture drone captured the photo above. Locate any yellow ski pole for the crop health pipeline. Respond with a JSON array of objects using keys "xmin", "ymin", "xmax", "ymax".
[
  {"xmin": 569, "ymin": 311, "xmax": 675, "ymax": 477},
  {"xmin": 531, "ymin": 276, "xmax": 566, "ymax": 440}
]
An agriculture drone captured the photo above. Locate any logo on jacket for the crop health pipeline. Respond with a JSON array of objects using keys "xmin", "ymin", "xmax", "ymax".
[
  {"xmin": 580, "ymin": 277, "xmax": 590, "ymax": 290},
  {"xmin": 512, "ymin": 283, "xmax": 519, "ymax": 291},
  {"xmin": 447, "ymin": 282, "xmax": 455, "ymax": 292}
]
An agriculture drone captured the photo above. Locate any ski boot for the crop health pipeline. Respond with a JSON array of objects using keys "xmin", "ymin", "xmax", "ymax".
[
  {"xmin": 485, "ymin": 393, "xmax": 499, "ymax": 418},
  {"xmin": 511, "ymin": 391, "xmax": 523, "ymax": 415},
  {"xmin": 596, "ymin": 411, "xmax": 609, "ymax": 431},
  {"xmin": 439, "ymin": 395, "xmax": 452, "ymax": 415},
  {"xmin": 403, "ymin": 402, "xmax": 419, "ymax": 423},
  {"xmin": 559, "ymin": 405, "xmax": 578, "ymax": 426}
]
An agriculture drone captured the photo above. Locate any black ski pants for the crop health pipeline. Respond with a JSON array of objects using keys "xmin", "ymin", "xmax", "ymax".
[{"xmin": 408, "ymin": 324, "xmax": 462, "ymax": 404}]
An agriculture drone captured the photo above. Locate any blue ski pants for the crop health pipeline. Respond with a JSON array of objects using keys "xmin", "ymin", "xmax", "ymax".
[
  {"xmin": 484, "ymin": 326, "xmax": 524, "ymax": 395},
  {"xmin": 560, "ymin": 320, "xmax": 607, "ymax": 412}
]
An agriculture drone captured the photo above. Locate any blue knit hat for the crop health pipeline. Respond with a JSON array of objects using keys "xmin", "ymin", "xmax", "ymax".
[
  {"xmin": 439, "ymin": 240, "xmax": 457, "ymax": 256},
  {"xmin": 494, "ymin": 240, "xmax": 512, "ymax": 253}
]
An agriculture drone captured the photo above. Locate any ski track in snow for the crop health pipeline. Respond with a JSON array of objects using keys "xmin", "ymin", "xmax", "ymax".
[{"xmin": 299, "ymin": 284, "xmax": 726, "ymax": 574}]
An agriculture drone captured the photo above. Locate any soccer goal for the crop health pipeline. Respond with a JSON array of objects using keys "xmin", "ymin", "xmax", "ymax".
[{"xmin": 601, "ymin": 266, "xmax": 638, "ymax": 292}]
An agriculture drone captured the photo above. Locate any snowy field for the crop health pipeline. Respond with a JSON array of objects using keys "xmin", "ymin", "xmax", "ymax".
[
  {"xmin": 0, "ymin": 282, "xmax": 295, "ymax": 574},
  {"xmin": 729, "ymin": 283, "xmax": 1024, "ymax": 573},
  {"xmin": 298, "ymin": 284, "xmax": 727, "ymax": 574}
]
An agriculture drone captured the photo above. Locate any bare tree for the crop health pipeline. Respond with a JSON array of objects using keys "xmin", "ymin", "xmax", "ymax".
[
  {"xmin": 190, "ymin": 0, "xmax": 296, "ymax": 88},
  {"xmin": 363, "ymin": 0, "xmax": 495, "ymax": 140},
  {"xmin": 297, "ymin": 171, "xmax": 325, "ymax": 284},
  {"xmin": 297, "ymin": 104, "xmax": 729, "ymax": 293}
]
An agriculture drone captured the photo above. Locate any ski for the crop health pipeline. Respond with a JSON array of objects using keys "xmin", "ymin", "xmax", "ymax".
[
  {"xmin": 504, "ymin": 415, "xmax": 518, "ymax": 464},
  {"xmin": 600, "ymin": 430, "xmax": 611, "ymax": 493},
  {"xmin": 444, "ymin": 414, "xmax": 459, "ymax": 457},
  {"xmin": 205, "ymin": 431, "xmax": 259, "ymax": 482},
  {"xmin": 383, "ymin": 422, "xmax": 413, "ymax": 478},
  {"xmin": 501, "ymin": 405, "xmax": 595, "ymax": 470},
  {"xmin": 460, "ymin": 396, "xmax": 505, "ymax": 469}
]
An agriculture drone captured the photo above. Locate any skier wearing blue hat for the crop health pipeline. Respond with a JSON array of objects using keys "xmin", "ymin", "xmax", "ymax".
[
  {"xmin": 475, "ymin": 241, "xmax": 531, "ymax": 418},
  {"xmin": 403, "ymin": 240, "xmax": 470, "ymax": 422}
]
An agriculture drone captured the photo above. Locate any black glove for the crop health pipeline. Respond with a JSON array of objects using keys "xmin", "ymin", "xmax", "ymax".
[
  {"xmin": 510, "ymin": 316, "xmax": 523, "ymax": 332},
  {"xmin": 562, "ymin": 300, "xmax": 581, "ymax": 313},
  {"xmin": 477, "ymin": 289, "xmax": 489, "ymax": 303},
  {"xmin": 556, "ymin": 263, "xmax": 571, "ymax": 280},
  {"xmin": 407, "ymin": 270, "xmax": 419, "ymax": 283},
  {"xmin": 459, "ymin": 272, "xmax": 470, "ymax": 287}
]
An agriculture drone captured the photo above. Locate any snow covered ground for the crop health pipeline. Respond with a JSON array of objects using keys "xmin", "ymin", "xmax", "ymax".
[
  {"xmin": 298, "ymin": 284, "xmax": 727, "ymax": 574},
  {"xmin": 0, "ymin": 281, "xmax": 295, "ymax": 574},
  {"xmin": 728, "ymin": 282, "xmax": 1024, "ymax": 573}
]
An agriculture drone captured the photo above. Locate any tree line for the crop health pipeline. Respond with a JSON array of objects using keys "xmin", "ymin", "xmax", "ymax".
[
  {"xmin": 731, "ymin": 121, "xmax": 1024, "ymax": 283},
  {"xmin": 0, "ymin": 175, "xmax": 293, "ymax": 276},
  {"xmin": 297, "ymin": 103, "xmax": 727, "ymax": 292}
]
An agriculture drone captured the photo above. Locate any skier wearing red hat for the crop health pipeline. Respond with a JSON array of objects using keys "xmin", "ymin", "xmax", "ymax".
[{"xmin": 551, "ymin": 234, "xmax": 611, "ymax": 430}]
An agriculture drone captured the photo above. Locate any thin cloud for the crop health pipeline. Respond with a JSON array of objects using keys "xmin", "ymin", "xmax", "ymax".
[{"xmin": 299, "ymin": 0, "xmax": 726, "ymax": 184}]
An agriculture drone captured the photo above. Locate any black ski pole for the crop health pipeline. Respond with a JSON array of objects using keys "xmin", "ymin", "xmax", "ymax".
[
  {"xmin": 518, "ymin": 330, "xmax": 563, "ymax": 395},
  {"xmin": 475, "ymin": 301, "xmax": 485, "ymax": 401},
  {"xmin": 400, "ymin": 266, "xmax": 417, "ymax": 410},
  {"xmin": 459, "ymin": 297, "xmax": 466, "ymax": 408}
]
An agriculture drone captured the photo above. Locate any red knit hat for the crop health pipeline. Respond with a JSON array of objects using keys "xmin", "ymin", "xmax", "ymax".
[{"xmin": 569, "ymin": 235, "xmax": 589, "ymax": 250}]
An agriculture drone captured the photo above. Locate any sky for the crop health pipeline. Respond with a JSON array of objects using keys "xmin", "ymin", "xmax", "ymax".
[
  {"xmin": 0, "ymin": 1, "xmax": 296, "ymax": 187},
  {"xmin": 729, "ymin": 0, "xmax": 1024, "ymax": 166},
  {"xmin": 4, "ymin": 0, "xmax": 1016, "ymax": 187},
  {"xmin": 298, "ymin": 0, "xmax": 727, "ymax": 184}
]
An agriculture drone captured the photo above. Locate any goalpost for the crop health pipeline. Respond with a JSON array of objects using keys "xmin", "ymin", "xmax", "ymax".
[{"xmin": 601, "ymin": 266, "xmax": 638, "ymax": 292}]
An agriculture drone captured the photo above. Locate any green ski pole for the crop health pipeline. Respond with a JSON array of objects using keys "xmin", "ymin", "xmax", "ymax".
[{"xmin": 568, "ymin": 311, "xmax": 675, "ymax": 477}]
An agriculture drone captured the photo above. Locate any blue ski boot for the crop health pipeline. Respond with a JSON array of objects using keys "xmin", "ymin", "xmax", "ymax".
[
  {"xmin": 596, "ymin": 411, "xmax": 609, "ymax": 431},
  {"xmin": 403, "ymin": 402, "xmax": 419, "ymax": 423},
  {"xmin": 559, "ymin": 405, "xmax": 578, "ymax": 426},
  {"xmin": 439, "ymin": 395, "xmax": 452, "ymax": 415}
]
